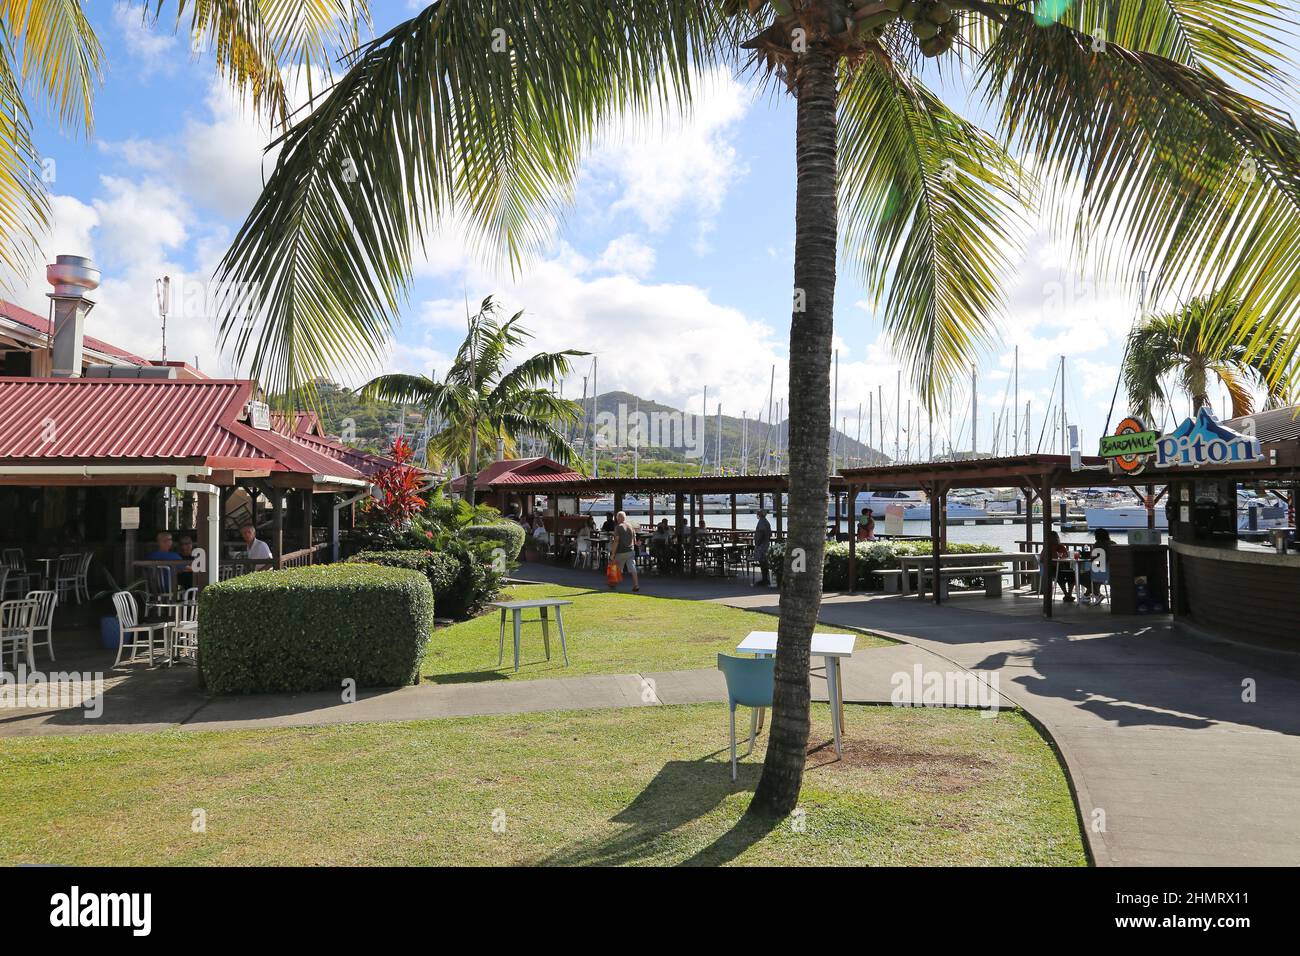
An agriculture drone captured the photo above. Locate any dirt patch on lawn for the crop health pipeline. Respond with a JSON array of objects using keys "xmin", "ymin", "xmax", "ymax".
[{"xmin": 808, "ymin": 738, "xmax": 994, "ymax": 793}]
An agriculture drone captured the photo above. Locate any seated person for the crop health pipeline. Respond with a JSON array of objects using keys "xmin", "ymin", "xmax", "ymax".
[
  {"xmin": 1040, "ymin": 531, "xmax": 1084, "ymax": 602},
  {"xmin": 144, "ymin": 531, "xmax": 183, "ymax": 594},
  {"xmin": 240, "ymin": 524, "xmax": 273, "ymax": 569},
  {"xmin": 857, "ymin": 511, "xmax": 876, "ymax": 541},
  {"xmin": 600, "ymin": 512, "xmax": 617, "ymax": 534},
  {"xmin": 650, "ymin": 518, "xmax": 673, "ymax": 572},
  {"xmin": 176, "ymin": 535, "xmax": 196, "ymax": 590},
  {"xmin": 1082, "ymin": 529, "xmax": 1112, "ymax": 604},
  {"xmin": 531, "ymin": 517, "xmax": 550, "ymax": 553}
]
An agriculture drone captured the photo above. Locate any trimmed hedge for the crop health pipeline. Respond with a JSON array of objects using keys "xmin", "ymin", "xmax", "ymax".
[
  {"xmin": 199, "ymin": 564, "xmax": 433, "ymax": 694},
  {"xmin": 346, "ymin": 549, "xmax": 460, "ymax": 610},
  {"xmin": 770, "ymin": 539, "xmax": 1001, "ymax": 590},
  {"xmin": 462, "ymin": 522, "xmax": 526, "ymax": 559}
]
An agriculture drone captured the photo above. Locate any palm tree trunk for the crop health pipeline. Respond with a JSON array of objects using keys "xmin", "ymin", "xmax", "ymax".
[
  {"xmin": 465, "ymin": 420, "xmax": 478, "ymax": 507},
  {"xmin": 751, "ymin": 46, "xmax": 838, "ymax": 817}
]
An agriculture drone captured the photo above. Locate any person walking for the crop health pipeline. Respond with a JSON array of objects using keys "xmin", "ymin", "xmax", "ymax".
[
  {"xmin": 609, "ymin": 511, "xmax": 640, "ymax": 593},
  {"xmin": 754, "ymin": 509, "xmax": 773, "ymax": 587}
]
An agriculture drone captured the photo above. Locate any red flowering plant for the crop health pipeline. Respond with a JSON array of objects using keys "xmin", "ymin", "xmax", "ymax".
[{"xmin": 362, "ymin": 437, "xmax": 428, "ymax": 541}]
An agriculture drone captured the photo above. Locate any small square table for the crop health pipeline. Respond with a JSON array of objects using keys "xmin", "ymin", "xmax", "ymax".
[
  {"xmin": 489, "ymin": 598, "xmax": 573, "ymax": 672},
  {"xmin": 736, "ymin": 630, "xmax": 857, "ymax": 757}
]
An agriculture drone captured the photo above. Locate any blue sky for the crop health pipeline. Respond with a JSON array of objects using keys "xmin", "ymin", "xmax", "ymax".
[{"xmin": 8, "ymin": 1, "xmax": 1299, "ymax": 462}]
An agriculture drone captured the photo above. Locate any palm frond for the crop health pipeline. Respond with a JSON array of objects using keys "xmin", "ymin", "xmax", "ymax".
[
  {"xmin": 0, "ymin": 35, "xmax": 48, "ymax": 283},
  {"xmin": 978, "ymin": 12, "xmax": 1300, "ymax": 378},
  {"xmin": 0, "ymin": 0, "xmax": 102, "ymax": 131},
  {"xmin": 162, "ymin": 0, "xmax": 365, "ymax": 123},
  {"xmin": 357, "ymin": 372, "xmax": 444, "ymax": 408},
  {"xmin": 213, "ymin": 0, "xmax": 727, "ymax": 396},
  {"xmin": 839, "ymin": 53, "xmax": 1034, "ymax": 400}
]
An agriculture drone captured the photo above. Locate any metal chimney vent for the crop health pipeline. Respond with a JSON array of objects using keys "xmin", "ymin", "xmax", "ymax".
[{"xmin": 46, "ymin": 254, "xmax": 100, "ymax": 377}]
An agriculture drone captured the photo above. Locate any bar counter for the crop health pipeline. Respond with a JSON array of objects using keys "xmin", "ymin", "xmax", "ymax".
[{"xmin": 1172, "ymin": 539, "xmax": 1300, "ymax": 649}]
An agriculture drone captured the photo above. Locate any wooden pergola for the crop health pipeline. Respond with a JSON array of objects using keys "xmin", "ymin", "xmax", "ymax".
[{"xmin": 839, "ymin": 446, "xmax": 1300, "ymax": 616}]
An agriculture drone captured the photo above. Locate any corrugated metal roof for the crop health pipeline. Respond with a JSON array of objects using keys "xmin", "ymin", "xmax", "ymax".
[
  {"xmin": 1224, "ymin": 405, "xmax": 1300, "ymax": 444},
  {"xmin": 491, "ymin": 469, "xmax": 586, "ymax": 485},
  {"xmin": 1, "ymin": 299, "xmax": 151, "ymax": 365},
  {"xmin": 0, "ymin": 378, "xmax": 261, "ymax": 460},
  {"xmin": 0, "ymin": 378, "xmax": 371, "ymax": 483}
]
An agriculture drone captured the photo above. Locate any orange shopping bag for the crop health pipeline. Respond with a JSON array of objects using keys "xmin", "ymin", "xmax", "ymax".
[{"xmin": 606, "ymin": 560, "xmax": 622, "ymax": 587}]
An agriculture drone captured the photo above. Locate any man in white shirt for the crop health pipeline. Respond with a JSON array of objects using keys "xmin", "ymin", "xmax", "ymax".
[{"xmin": 240, "ymin": 524, "xmax": 273, "ymax": 567}]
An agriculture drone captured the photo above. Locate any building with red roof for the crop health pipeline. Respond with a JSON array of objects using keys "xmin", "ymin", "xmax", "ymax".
[{"xmin": 0, "ymin": 263, "xmax": 403, "ymax": 593}]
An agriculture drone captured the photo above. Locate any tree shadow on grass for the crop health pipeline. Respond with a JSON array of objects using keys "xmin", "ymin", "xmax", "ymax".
[{"xmin": 539, "ymin": 754, "xmax": 781, "ymax": 867}]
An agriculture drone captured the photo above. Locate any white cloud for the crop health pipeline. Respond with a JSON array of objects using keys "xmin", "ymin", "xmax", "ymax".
[
  {"xmin": 113, "ymin": 4, "xmax": 178, "ymax": 77},
  {"xmin": 593, "ymin": 234, "xmax": 656, "ymax": 278},
  {"xmin": 585, "ymin": 67, "xmax": 750, "ymax": 234}
]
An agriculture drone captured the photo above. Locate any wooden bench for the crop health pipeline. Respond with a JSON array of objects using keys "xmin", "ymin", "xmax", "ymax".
[{"xmin": 918, "ymin": 564, "xmax": 1007, "ymax": 599}]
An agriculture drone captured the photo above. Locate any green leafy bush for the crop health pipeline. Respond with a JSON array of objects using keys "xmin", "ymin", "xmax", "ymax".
[
  {"xmin": 346, "ymin": 549, "xmax": 460, "ymax": 610},
  {"xmin": 199, "ymin": 564, "xmax": 433, "ymax": 694},
  {"xmin": 462, "ymin": 522, "xmax": 526, "ymax": 560},
  {"xmin": 769, "ymin": 539, "xmax": 1000, "ymax": 590}
]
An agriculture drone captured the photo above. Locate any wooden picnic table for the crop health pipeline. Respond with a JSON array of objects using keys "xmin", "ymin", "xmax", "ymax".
[{"xmin": 898, "ymin": 551, "xmax": 1041, "ymax": 597}]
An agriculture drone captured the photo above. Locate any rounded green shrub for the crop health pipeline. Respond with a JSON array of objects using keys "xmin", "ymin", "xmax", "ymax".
[
  {"xmin": 770, "ymin": 539, "xmax": 999, "ymax": 590},
  {"xmin": 462, "ymin": 522, "xmax": 526, "ymax": 559},
  {"xmin": 199, "ymin": 564, "xmax": 433, "ymax": 694},
  {"xmin": 346, "ymin": 549, "xmax": 460, "ymax": 614}
]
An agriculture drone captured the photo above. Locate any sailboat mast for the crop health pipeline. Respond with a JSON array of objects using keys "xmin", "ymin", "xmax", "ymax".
[
  {"xmin": 591, "ymin": 357, "xmax": 599, "ymax": 478},
  {"xmin": 894, "ymin": 370, "xmax": 901, "ymax": 463},
  {"xmin": 716, "ymin": 403, "xmax": 722, "ymax": 476},
  {"xmin": 1013, "ymin": 345, "xmax": 1019, "ymax": 456},
  {"xmin": 971, "ymin": 363, "xmax": 977, "ymax": 457},
  {"xmin": 700, "ymin": 385, "xmax": 708, "ymax": 475}
]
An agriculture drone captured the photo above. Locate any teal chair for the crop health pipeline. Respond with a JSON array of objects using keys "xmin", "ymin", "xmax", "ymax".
[{"xmin": 717, "ymin": 653, "xmax": 775, "ymax": 781}]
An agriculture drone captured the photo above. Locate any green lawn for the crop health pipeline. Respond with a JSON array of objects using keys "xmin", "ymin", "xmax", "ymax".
[
  {"xmin": 0, "ymin": 704, "xmax": 1086, "ymax": 866},
  {"xmin": 423, "ymin": 583, "xmax": 891, "ymax": 683}
]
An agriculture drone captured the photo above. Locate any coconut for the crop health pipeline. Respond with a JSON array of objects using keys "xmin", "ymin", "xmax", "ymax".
[
  {"xmin": 857, "ymin": 10, "xmax": 897, "ymax": 34},
  {"xmin": 912, "ymin": 18, "xmax": 940, "ymax": 39},
  {"xmin": 900, "ymin": 0, "xmax": 921, "ymax": 22},
  {"xmin": 881, "ymin": 0, "xmax": 907, "ymax": 11},
  {"xmin": 926, "ymin": 1, "xmax": 953, "ymax": 23},
  {"xmin": 919, "ymin": 34, "xmax": 946, "ymax": 57}
]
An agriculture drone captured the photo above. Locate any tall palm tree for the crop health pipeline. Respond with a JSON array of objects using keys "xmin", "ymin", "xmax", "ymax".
[
  {"xmin": 1123, "ymin": 294, "xmax": 1292, "ymax": 425},
  {"xmin": 360, "ymin": 295, "xmax": 586, "ymax": 505},
  {"xmin": 213, "ymin": 1, "xmax": 1300, "ymax": 815},
  {"xmin": 0, "ymin": 0, "xmax": 366, "ymax": 285}
]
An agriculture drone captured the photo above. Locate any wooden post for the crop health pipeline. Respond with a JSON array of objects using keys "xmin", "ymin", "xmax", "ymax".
[
  {"xmin": 688, "ymin": 492, "xmax": 697, "ymax": 576},
  {"xmin": 833, "ymin": 490, "xmax": 842, "ymax": 540},
  {"xmin": 675, "ymin": 491, "xmax": 685, "ymax": 572},
  {"xmin": 1042, "ymin": 477, "xmax": 1053, "ymax": 618},
  {"xmin": 1146, "ymin": 483, "xmax": 1156, "ymax": 530},
  {"xmin": 271, "ymin": 487, "xmax": 284, "ymax": 569},
  {"xmin": 301, "ymin": 489, "xmax": 313, "ymax": 562},
  {"xmin": 930, "ymin": 482, "xmax": 942, "ymax": 605},
  {"xmin": 847, "ymin": 483, "xmax": 858, "ymax": 593},
  {"xmin": 648, "ymin": 494, "xmax": 655, "ymax": 526},
  {"xmin": 614, "ymin": 491, "xmax": 624, "ymax": 516},
  {"xmin": 730, "ymin": 493, "xmax": 737, "ymax": 531},
  {"xmin": 774, "ymin": 490, "xmax": 783, "ymax": 537},
  {"xmin": 939, "ymin": 488, "xmax": 949, "ymax": 551}
]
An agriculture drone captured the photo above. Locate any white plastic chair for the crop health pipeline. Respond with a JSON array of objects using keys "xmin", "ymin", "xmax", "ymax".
[
  {"xmin": 169, "ymin": 587, "xmax": 199, "ymax": 664},
  {"xmin": 573, "ymin": 536, "xmax": 592, "ymax": 569},
  {"xmin": 75, "ymin": 552, "xmax": 93, "ymax": 602},
  {"xmin": 24, "ymin": 590, "xmax": 57, "ymax": 661},
  {"xmin": 54, "ymin": 554, "xmax": 81, "ymax": 605},
  {"xmin": 1, "ymin": 551, "xmax": 29, "ymax": 598},
  {"xmin": 0, "ymin": 598, "xmax": 38, "ymax": 673},
  {"xmin": 111, "ymin": 592, "xmax": 169, "ymax": 667}
]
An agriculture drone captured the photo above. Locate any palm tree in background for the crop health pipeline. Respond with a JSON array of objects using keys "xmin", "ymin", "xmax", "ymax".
[
  {"xmin": 1123, "ymin": 294, "xmax": 1293, "ymax": 426},
  {"xmin": 0, "ymin": 1, "xmax": 366, "ymax": 283},
  {"xmin": 214, "ymin": 1, "xmax": 1300, "ymax": 815},
  {"xmin": 360, "ymin": 296, "xmax": 586, "ymax": 505}
]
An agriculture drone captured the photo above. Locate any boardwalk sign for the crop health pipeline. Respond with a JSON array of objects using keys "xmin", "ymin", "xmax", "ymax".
[
  {"xmin": 1099, "ymin": 416, "xmax": 1157, "ymax": 474},
  {"xmin": 1154, "ymin": 408, "xmax": 1262, "ymax": 469}
]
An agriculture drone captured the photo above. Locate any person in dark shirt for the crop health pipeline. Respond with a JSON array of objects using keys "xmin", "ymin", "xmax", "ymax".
[
  {"xmin": 600, "ymin": 512, "xmax": 617, "ymax": 533},
  {"xmin": 144, "ymin": 531, "xmax": 183, "ymax": 594},
  {"xmin": 753, "ymin": 509, "xmax": 773, "ymax": 587}
]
